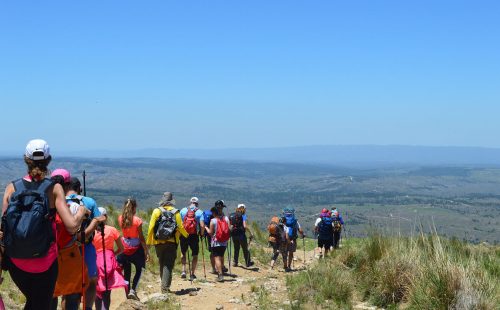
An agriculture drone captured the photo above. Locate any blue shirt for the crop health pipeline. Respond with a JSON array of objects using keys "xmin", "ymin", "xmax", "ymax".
[
  {"xmin": 180, "ymin": 204, "xmax": 205, "ymax": 231},
  {"xmin": 67, "ymin": 193, "xmax": 101, "ymax": 219}
]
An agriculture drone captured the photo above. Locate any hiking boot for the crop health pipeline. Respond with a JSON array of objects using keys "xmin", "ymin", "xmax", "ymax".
[
  {"xmin": 127, "ymin": 289, "xmax": 140, "ymax": 301},
  {"xmin": 181, "ymin": 272, "xmax": 187, "ymax": 279},
  {"xmin": 190, "ymin": 274, "xmax": 197, "ymax": 281},
  {"xmin": 222, "ymin": 266, "xmax": 228, "ymax": 273},
  {"xmin": 246, "ymin": 261, "xmax": 255, "ymax": 267},
  {"xmin": 285, "ymin": 267, "xmax": 292, "ymax": 273},
  {"xmin": 216, "ymin": 274, "xmax": 224, "ymax": 282}
]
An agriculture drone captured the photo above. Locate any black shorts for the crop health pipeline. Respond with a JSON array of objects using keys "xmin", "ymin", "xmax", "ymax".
[
  {"xmin": 211, "ymin": 246, "xmax": 226, "ymax": 257},
  {"xmin": 318, "ymin": 238, "xmax": 333, "ymax": 249},
  {"xmin": 180, "ymin": 234, "xmax": 200, "ymax": 256}
]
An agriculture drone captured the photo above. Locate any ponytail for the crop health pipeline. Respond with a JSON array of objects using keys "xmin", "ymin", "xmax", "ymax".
[{"xmin": 121, "ymin": 197, "xmax": 137, "ymax": 229}]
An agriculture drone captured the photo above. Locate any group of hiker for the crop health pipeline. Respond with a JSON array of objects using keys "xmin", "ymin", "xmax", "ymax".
[
  {"xmin": 266, "ymin": 206, "xmax": 345, "ymax": 271},
  {"xmin": 0, "ymin": 139, "xmax": 345, "ymax": 310}
]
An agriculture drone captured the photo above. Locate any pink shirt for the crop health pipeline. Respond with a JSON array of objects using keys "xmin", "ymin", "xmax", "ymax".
[{"xmin": 11, "ymin": 176, "xmax": 58, "ymax": 273}]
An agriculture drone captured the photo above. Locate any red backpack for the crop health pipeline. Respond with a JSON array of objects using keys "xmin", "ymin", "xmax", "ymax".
[
  {"xmin": 215, "ymin": 217, "xmax": 230, "ymax": 242},
  {"xmin": 183, "ymin": 208, "xmax": 198, "ymax": 235}
]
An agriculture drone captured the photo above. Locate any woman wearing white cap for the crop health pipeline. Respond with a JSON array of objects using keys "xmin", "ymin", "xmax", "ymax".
[{"xmin": 1, "ymin": 139, "xmax": 89, "ymax": 310}]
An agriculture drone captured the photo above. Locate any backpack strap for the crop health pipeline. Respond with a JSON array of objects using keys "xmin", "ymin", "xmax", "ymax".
[
  {"xmin": 12, "ymin": 178, "xmax": 26, "ymax": 193},
  {"xmin": 37, "ymin": 178, "xmax": 54, "ymax": 194}
]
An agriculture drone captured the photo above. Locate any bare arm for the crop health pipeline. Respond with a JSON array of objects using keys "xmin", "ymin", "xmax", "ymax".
[
  {"xmin": 85, "ymin": 216, "xmax": 106, "ymax": 238},
  {"xmin": 2, "ymin": 183, "xmax": 14, "ymax": 215},
  {"xmin": 53, "ymin": 183, "xmax": 88, "ymax": 234},
  {"xmin": 138, "ymin": 223, "xmax": 149, "ymax": 261},
  {"xmin": 115, "ymin": 236, "xmax": 124, "ymax": 256},
  {"xmin": 205, "ymin": 219, "xmax": 215, "ymax": 236}
]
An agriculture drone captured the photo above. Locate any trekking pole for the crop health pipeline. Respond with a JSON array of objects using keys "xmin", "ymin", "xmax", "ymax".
[
  {"xmin": 100, "ymin": 224, "xmax": 109, "ymax": 292},
  {"xmin": 227, "ymin": 237, "xmax": 232, "ymax": 275},
  {"xmin": 81, "ymin": 225, "xmax": 86, "ymax": 310},
  {"xmin": 81, "ymin": 170, "xmax": 87, "ymax": 310},
  {"xmin": 200, "ymin": 236, "xmax": 207, "ymax": 279},
  {"xmin": 82, "ymin": 170, "xmax": 87, "ymax": 196},
  {"xmin": 302, "ymin": 237, "xmax": 306, "ymax": 265},
  {"xmin": 187, "ymin": 247, "xmax": 193, "ymax": 285},
  {"xmin": 246, "ymin": 235, "xmax": 252, "ymax": 267}
]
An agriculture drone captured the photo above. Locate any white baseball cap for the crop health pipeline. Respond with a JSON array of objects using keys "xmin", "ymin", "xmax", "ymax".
[
  {"xmin": 190, "ymin": 197, "xmax": 199, "ymax": 203},
  {"xmin": 25, "ymin": 139, "xmax": 50, "ymax": 160},
  {"xmin": 98, "ymin": 207, "xmax": 107, "ymax": 216},
  {"xmin": 237, "ymin": 203, "xmax": 246, "ymax": 209}
]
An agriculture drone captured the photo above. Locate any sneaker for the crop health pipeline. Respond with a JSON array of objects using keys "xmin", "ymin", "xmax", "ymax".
[
  {"xmin": 285, "ymin": 267, "xmax": 292, "ymax": 273},
  {"xmin": 190, "ymin": 274, "xmax": 197, "ymax": 281},
  {"xmin": 216, "ymin": 274, "xmax": 224, "ymax": 282},
  {"xmin": 127, "ymin": 289, "xmax": 140, "ymax": 301},
  {"xmin": 181, "ymin": 272, "xmax": 187, "ymax": 279},
  {"xmin": 233, "ymin": 262, "xmax": 238, "ymax": 267},
  {"xmin": 246, "ymin": 261, "xmax": 255, "ymax": 267},
  {"xmin": 222, "ymin": 266, "xmax": 228, "ymax": 273}
]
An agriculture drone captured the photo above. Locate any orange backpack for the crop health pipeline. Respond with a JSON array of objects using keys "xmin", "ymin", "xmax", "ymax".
[{"xmin": 268, "ymin": 216, "xmax": 280, "ymax": 236}]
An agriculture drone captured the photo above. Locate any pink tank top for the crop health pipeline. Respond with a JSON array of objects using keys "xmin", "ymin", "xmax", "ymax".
[{"xmin": 10, "ymin": 176, "xmax": 58, "ymax": 273}]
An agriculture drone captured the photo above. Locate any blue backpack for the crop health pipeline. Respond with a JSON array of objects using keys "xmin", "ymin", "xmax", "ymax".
[
  {"xmin": 1, "ymin": 178, "xmax": 55, "ymax": 259},
  {"xmin": 202, "ymin": 210, "xmax": 213, "ymax": 236},
  {"xmin": 318, "ymin": 216, "xmax": 333, "ymax": 239},
  {"xmin": 284, "ymin": 212, "xmax": 298, "ymax": 239}
]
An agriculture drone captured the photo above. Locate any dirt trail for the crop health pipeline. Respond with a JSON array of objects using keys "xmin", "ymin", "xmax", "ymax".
[{"xmin": 110, "ymin": 247, "xmax": 317, "ymax": 309}]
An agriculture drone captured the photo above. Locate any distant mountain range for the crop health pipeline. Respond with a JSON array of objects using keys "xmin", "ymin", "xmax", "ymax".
[{"xmin": 3, "ymin": 145, "xmax": 500, "ymax": 166}]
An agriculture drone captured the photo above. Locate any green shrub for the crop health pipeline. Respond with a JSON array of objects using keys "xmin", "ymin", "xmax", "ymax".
[{"xmin": 286, "ymin": 259, "xmax": 354, "ymax": 308}]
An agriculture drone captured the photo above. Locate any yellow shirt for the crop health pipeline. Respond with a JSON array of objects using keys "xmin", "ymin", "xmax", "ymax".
[{"xmin": 146, "ymin": 206, "xmax": 188, "ymax": 245}]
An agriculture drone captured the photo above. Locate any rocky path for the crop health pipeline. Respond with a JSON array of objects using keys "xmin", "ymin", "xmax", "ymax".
[{"xmin": 111, "ymin": 248, "xmax": 317, "ymax": 309}]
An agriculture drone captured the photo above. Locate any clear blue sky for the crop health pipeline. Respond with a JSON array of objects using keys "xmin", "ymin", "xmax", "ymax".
[{"xmin": 1, "ymin": 1, "xmax": 499, "ymax": 153}]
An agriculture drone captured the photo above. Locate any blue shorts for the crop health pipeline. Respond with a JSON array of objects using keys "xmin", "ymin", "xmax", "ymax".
[{"xmin": 84, "ymin": 243, "xmax": 98, "ymax": 278}]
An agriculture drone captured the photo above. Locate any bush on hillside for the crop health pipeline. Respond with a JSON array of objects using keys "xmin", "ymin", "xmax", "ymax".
[{"xmin": 286, "ymin": 232, "xmax": 500, "ymax": 309}]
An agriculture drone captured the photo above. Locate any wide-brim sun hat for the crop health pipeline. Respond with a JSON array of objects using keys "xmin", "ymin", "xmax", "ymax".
[{"xmin": 159, "ymin": 192, "xmax": 175, "ymax": 206}]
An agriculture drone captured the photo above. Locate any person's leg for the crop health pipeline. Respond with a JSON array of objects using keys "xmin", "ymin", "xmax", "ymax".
[
  {"xmin": 163, "ymin": 243, "xmax": 178, "ymax": 290},
  {"xmin": 333, "ymin": 232, "xmax": 340, "ymax": 249},
  {"xmin": 9, "ymin": 258, "xmax": 59, "ymax": 310},
  {"xmin": 50, "ymin": 297, "xmax": 58, "ymax": 310},
  {"xmin": 179, "ymin": 236, "xmax": 188, "ymax": 277},
  {"xmin": 240, "ymin": 236, "xmax": 251, "ymax": 266},
  {"xmin": 155, "ymin": 244, "xmax": 165, "ymax": 282},
  {"xmin": 64, "ymin": 293, "xmax": 81, "ymax": 310},
  {"xmin": 232, "ymin": 237, "xmax": 241, "ymax": 265},
  {"xmin": 85, "ymin": 244, "xmax": 98, "ymax": 310},
  {"xmin": 156, "ymin": 242, "xmax": 178, "ymax": 292},
  {"xmin": 117, "ymin": 253, "xmax": 132, "ymax": 292},
  {"xmin": 129, "ymin": 247, "xmax": 145, "ymax": 291},
  {"xmin": 190, "ymin": 235, "xmax": 199, "ymax": 277},
  {"xmin": 270, "ymin": 243, "xmax": 279, "ymax": 268},
  {"xmin": 95, "ymin": 296, "xmax": 103, "ymax": 310},
  {"xmin": 102, "ymin": 291, "xmax": 111, "ymax": 310}
]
